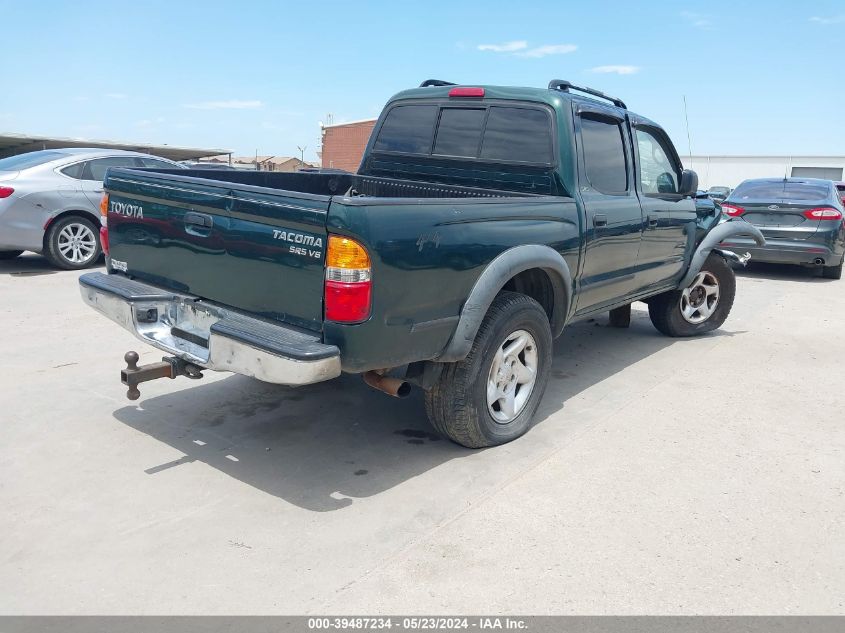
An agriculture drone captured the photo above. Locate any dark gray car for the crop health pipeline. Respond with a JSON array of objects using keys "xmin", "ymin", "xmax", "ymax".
[{"xmin": 719, "ymin": 178, "xmax": 845, "ymax": 279}]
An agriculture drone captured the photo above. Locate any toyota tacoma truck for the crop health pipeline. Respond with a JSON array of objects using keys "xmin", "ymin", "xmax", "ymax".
[{"xmin": 79, "ymin": 79, "xmax": 764, "ymax": 448}]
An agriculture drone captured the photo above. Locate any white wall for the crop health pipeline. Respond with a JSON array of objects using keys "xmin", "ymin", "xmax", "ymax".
[{"xmin": 681, "ymin": 156, "xmax": 845, "ymax": 189}]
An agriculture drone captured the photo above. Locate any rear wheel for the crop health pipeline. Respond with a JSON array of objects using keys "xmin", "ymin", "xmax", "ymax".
[
  {"xmin": 649, "ymin": 253, "xmax": 736, "ymax": 337},
  {"xmin": 44, "ymin": 216, "xmax": 101, "ymax": 270},
  {"xmin": 0, "ymin": 250, "xmax": 23, "ymax": 260},
  {"xmin": 425, "ymin": 292, "xmax": 552, "ymax": 448},
  {"xmin": 822, "ymin": 260, "xmax": 843, "ymax": 280}
]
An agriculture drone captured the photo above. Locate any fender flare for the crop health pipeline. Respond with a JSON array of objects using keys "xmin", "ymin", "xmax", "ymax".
[
  {"xmin": 436, "ymin": 245, "xmax": 572, "ymax": 363},
  {"xmin": 678, "ymin": 220, "xmax": 765, "ymax": 288}
]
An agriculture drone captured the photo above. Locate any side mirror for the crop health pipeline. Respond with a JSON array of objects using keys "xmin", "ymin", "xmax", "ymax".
[{"xmin": 679, "ymin": 169, "xmax": 698, "ymax": 197}]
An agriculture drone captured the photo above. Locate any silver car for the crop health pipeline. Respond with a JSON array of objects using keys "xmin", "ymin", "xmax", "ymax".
[{"xmin": 0, "ymin": 148, "xmax": 184, "ymax": 269}]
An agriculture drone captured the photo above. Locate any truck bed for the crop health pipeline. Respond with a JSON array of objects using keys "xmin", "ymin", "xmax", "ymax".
[
  {"xmin": 102, "ymin": 167, "xmax": 549, "ymax": 335},
  {"xmin": 144, "ymin": 168, "xmax": 537, "ymax": 200}
]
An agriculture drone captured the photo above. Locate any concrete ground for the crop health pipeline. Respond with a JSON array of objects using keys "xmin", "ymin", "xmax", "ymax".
[{"xmin": 1, "ymin": 253, "xmax": 843, "ymax": 615}]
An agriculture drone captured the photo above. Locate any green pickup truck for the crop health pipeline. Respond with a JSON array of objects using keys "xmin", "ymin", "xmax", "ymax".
[{"xmin": 79, "ymin": 79, "xmax": 764, "ymax": 448}]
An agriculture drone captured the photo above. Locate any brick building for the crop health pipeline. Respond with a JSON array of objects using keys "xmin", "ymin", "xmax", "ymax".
[{"xmin": 320, "ymin": 119, "xmax": 376, "ymax": 172}]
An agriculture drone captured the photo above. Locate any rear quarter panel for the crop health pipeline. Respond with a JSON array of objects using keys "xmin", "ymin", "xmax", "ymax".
[{"xmin": 325, "ymin": 195, "xmax": 581, "ymax": 372}]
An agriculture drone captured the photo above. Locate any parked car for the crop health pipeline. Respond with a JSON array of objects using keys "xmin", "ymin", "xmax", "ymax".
[
  {"xmin": 835, "ymin": 181, "xmax": 845, "ymax": 205},
  {"xmin": 707, "ymin": 186, "xmax": 731, "ymax": 202},
  {"xmin": 79, "ymin": 79, "xmax": 762, "ymax": 448},
  {"xmin": 0, "ymin": 148, "xmax": 184, "ymax": 269},
  {"xmin": 720, "ymin": 177, "xmax": 844, "ymax": 279}
]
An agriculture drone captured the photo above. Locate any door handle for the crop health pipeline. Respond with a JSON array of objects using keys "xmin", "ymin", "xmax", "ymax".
[
  {"xmin": 593, "ymin": 214, "xmax": 608, "ymax": 228},
  {"xmin": 184, "ymin": 212, "xmax": 213, "ymax": 228},
  {"xmin": 648, "ymin": 214, "xmax": 659, "ymax": 228}
]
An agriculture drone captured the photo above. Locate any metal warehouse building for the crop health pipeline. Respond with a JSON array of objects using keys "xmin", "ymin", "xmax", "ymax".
[{"xmin": 684, "ymin": 156, "xmax": 845, "ymax": 190}]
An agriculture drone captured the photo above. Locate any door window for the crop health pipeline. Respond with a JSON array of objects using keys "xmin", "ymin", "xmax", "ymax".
[
  {"xmin": 82, "ymin": 157, "xmax": 140, "ymax": 181},
  {"xmin": 580, "ymin": 114, "xmax": 628, "ymax": 194},
  {"xmin": 635, "ymin": 128, "xmax": 680, "ymax": 194}
]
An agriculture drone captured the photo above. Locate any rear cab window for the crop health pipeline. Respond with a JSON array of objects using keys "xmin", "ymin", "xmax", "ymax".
[
  {"xmin": 374, "ymin": 103, "xmax": 554, "ymax": 165},
  {"xmin": 368, "ymin": 100, "xmax": 557, "ymax": 194}
]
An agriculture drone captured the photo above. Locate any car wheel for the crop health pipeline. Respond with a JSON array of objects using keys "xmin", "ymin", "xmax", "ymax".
[
  {"xmin": 0, "ymin": 250, "xmax": 23, "ymax": 260},
  {"xmin": 44, "ymin": 216, "xmax": 101, "ymax": 270},
  {"xmin": 648, "ymin": 253, "xmax": 736, "ymax": 337},
  {"xmin": 425, "ymin": 291, "xmax": 552, "ymax": 448},
  {"xmin": 822, "ymin": 260, "xmax": 843, "ymax": 280}
]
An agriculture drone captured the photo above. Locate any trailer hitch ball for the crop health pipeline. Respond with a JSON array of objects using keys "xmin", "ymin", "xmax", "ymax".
[
  {"xmin": 120, "ymin": 350, "xmax": 204, "ymax": 401},
  {"xmin": 124, "ymin": 351, "xmax": 142, "ymax": 400}
]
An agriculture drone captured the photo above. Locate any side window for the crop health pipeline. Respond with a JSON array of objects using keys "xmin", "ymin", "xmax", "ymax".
[
  {"xmin": 635, "ymin": 128, "xmax": 680, "ymax": 194},
  {"xmin": 60, "ymin": 162, "xmax": 85, "ymax": 179},
  {"xmin": 373, "ymin": 105, "xmax": 438, "ymax": 154},
  {"xmin": 579, "ymin": 114, "xmax": 628, "ymax": 194},
  {"xmin": 480, "ymin": 107, "xmax": 552, "ymax": 163},
  {"xmin": 137, "ymin": 157, "xmax": 177, "ymax": 169},
  {"xmin": 433, "ymin": 108, "xmax": 485, "ymax": 158},
  {"xmin": 82, "ymin": 157, "xmax": 139, "ymax": 181}
]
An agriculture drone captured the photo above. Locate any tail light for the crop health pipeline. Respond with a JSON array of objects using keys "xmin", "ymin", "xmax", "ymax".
[
  {"xmin": 721, "ymin": 203, "xmax": 745, "ymax": 217},
  {"xmin": 99, "ymin": 193, "xmax": 110, "ymax": 256},
  {"xmin": 448, "ymin": 87, "xmax": 485, "ymax": 98},
  {"xmin": 0, "ymin": 186, "xmax": 14, "ymax": 198},
  {"xmin": 325, "ymin": 235, "xmax": 371, "ymax": 323},
  {"xmin": 802, "ymin": 207, "xmax": 843, "ymax": 220},
  {"xmin": 100, "ymin": 226, "xmax": 110, "ymax": 257}
]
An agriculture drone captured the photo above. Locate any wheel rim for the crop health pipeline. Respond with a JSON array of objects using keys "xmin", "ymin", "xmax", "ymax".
[
  {"xmin": 680, "ymin": 271, "xmax": 720, "ymax": 324},
  {"xmin": 57, "ymin": 222, "xmax": 97, "ymax": 264},
  {"xmin": 486, "ymin": 329, "xmax": 538, "ymax": 424}
]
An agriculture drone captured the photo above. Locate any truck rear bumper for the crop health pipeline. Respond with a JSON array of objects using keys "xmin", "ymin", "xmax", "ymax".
[{"xmin": 79, "ymin": 272, "xmax": 341, "ymax": 385}]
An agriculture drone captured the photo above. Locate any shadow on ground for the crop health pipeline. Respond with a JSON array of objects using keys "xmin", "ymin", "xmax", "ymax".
[
  {"xmin": 734, "ymin": 261, "xmax": 834, "ymax": 283},
  {"xmin": 113, "ymin": 311, "xmax": 740, "ymax": 512},
  {"xmin": 0, "ymin": 252, "xmax": 104, "ymax": 276}
]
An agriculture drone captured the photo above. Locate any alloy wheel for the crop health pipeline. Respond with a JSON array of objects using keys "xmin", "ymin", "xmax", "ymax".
[
  {"xmin": 486, "ymin": 329, "xmax": 538, "ymax": 424},
  {"xmin": 57, "ymin": 222, "xmax": 97, "ymax": 265}
]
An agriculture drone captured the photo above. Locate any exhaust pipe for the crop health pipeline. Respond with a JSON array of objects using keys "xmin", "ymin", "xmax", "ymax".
[
  {"xmin": 363, "ymin": 370, "xmax": 411, "ymax": 398},
  {"xmin": 814, "ymin": 258, "xmax": 825, "ymax": 266}
]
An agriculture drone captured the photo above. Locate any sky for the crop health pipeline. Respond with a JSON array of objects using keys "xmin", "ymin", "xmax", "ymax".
[{"xmin": 2, "ymin": 0, "xmax": 845, "ymax": 162}]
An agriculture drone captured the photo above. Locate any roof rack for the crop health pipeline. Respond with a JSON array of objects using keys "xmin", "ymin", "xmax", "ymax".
[
  {"xmin": 419, "ymin": 79, "xmax": 456, "ymax": 87},
  {"xmin": 548, "ymin": 79, "xmax": 627, "ymax": 109}
]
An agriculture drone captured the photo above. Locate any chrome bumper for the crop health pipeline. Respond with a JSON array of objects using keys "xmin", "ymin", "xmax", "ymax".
[{"xmin": 79, "ymin": 272, "xmax": 341, "ymax": 386}]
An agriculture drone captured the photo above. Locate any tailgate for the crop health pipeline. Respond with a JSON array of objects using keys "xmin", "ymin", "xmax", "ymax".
[{"xmin": 104, "ymin": 169, "xmax": 329, "ymax": 331}]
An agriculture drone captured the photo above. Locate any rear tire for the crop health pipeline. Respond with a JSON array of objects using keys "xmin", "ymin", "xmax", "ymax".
[
  {"xmin": 822, "ymin": 260, "xmax": 843, "ymax": 280},
  {"xmin": 425, "ymin": 292, "xmax": 552, "ymax": 448},
  {"xmin": 649, "ymin": 253, "xmax": 736, "ymax": 337},
  {"xmin": 44, "ymin": 216, "xmax": 101, "ymax": 270},
  {"xmin": 0, "ymin": 250, "xmax": 23, "ymax": 260}
]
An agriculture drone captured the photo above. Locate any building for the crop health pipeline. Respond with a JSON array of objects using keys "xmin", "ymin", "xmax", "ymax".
[
  {"xmin": 683, "ymin": 155, "xmax": 845, "ymax": 190},
  {"xmin": 0, "ymin": 132, "xmax": 230, "ymax": 162},
  {"xmin": 320, "ymin": 119, "xmax": 376, "ymax": 172},
  {"xmin": 201, "ymin": 154, "xmax": 317, "ymax": 171}
]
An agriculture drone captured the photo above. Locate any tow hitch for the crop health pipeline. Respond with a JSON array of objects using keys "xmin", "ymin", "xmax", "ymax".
[{"xmin": 121, "ymin": 351, "xmax": 204, "ymax": 401}]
